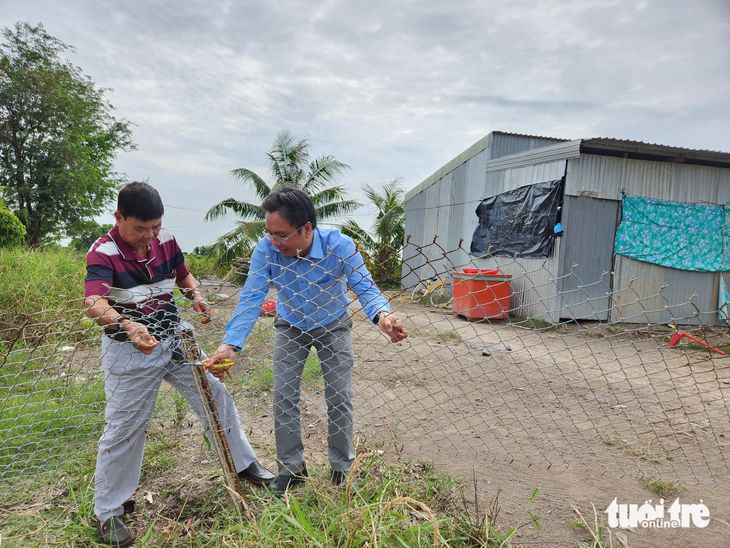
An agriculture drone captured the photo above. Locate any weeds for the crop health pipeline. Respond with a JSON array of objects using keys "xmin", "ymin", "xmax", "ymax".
[
  {"xmin": 0, "ymin": 446, "xmax": 544, "ymax": 547},
  {"xmin": 454, "ymin": 470, "xmax": 540, "ymax": 547},
  {"xmin": 571, "ymin": 502, "xmax": 621, "ymax": 548},
  {"xmin": 602, "ymin": 433, "xmax": 626, "ymax": 448},
  {"xmin": 685, "ymin": 342, "xmax": 730, "ymax": 354},
  {"xmin": 639, "ymin": 476, "xmax": 685, "ymax": 498},
  {"xmin": 629, "ymin": 438, "xmax": 674, "ymax": 462},
  {"xmin": 603, "ymin": 434, "xmax": 674, "ymax": 462},
  {"xmin": 0, "ymin": 248, "xmax": 87, "ymax": 345},
  {"xmin": 507, "ymin": 314, "xmax": 557, "ymax": 331},
  {"xmin": 173, "ymin": 390, "xmax": 190, "ymax": 425},
  {"xmin": 435, "ymin": 330, "xmax": 461, "ymax": 344},
  {"xmin": 140, "ymin": 429, "xmax": 182, "ymax": 482}
]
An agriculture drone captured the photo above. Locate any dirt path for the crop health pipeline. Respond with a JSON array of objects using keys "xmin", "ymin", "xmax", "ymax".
[{"xmin": 139, "ymin": 282, "xmax": 730, "ymax": 546}]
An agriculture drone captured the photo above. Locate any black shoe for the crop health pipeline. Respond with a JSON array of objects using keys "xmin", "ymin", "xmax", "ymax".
[
  {"xmin": 238, "ymin": 460, "xmax": 276, "ymax": 486},
  {"xmin": 97, "ymin": 516, "xmax": 135, "ymax": 547},
  {"xmin": 330, "ymin": 469, "xmax": 348, "ymax": 485},
  {"xmin": 264, "ymin": 466, "xmax": 308, "ymax": 497},
  {"xmin": 331, "ymin": 469, "xmax": 361, "ymax": 490}
]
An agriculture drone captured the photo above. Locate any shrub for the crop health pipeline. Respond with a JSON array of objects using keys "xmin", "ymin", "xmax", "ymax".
[
  {"xmin": 0, "ymin": 207, "xmax": 25, "ymax": 249},
  {"xmin": 0, "ymin": 248, "xmax": 86, "ymax": 343},
  {"xmin": 184, "ymin": 253, "xmax": 234, "ymax": 280}
]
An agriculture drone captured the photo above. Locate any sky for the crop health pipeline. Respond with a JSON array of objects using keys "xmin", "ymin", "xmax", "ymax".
[{"xmin": 1, "ymin": 0, "xmax": 729, "ymax": 252}]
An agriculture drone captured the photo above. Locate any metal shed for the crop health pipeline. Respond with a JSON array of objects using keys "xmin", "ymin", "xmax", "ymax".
[
  {"xmin": 403, "ymin": 132, "xmax": 730, "ymax": 325},
  {"xmin": 402, "ymin": 132, "xmax": 566, "ymax": 292}
]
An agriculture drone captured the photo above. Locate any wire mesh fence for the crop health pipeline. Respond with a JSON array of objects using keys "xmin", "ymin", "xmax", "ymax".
[{"xmin": 1, "ymin": 240, "xmax": 729, "ymax": 505}]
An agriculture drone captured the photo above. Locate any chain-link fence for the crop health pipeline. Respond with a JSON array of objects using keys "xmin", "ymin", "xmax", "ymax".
[{"xmin": 1, "ymin": 241, "xmax": 729, "ymax": 505}]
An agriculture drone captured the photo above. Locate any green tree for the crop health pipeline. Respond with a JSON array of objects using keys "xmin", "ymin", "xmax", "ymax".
[
  {"xmin": 339, "ymin": 177, "xmax": 406, "ymax": 286},
  {"xmin": 0, "ymin": 193, "xmax": 25, "ymax": 248},
  {"xmin": 204, "ymin": 130, "xmax": 359, "ymax": 262},
  {"xmin": 0, "ymin": 22, "xmax": 135, "ymax": 247},
  {"xmin": 68, "ymin": 220, "xmax": 113, "ymax": 252},
  {"xmin": 192, "ymin": 244, "xmax": 215, "ymax": 256}
]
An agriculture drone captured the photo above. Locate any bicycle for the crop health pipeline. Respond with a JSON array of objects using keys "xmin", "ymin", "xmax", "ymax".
[{"xmin": 410, "ymin": 274, "xmax": 453, "ymax": 307}]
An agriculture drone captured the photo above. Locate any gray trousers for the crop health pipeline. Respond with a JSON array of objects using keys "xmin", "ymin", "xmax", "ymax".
[
  {"xmin": 94, "ymin": 336, "xmax": 258, "ymax": 521},
  {"xmin": 273, "ymin": 313, "xmax": 355, "ymax": 474}
]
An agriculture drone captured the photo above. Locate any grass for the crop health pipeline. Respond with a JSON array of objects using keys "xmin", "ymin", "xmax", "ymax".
[
  {"xmin": 435, "ymin": 330, "xmax": 461, "ymax": 344},
  {"xmin": 602, "ymin": 433, "xmax": 674, "ymax": 463},
  {"xmin": 571, "ymin": 502, "xmax": 618, "ymax": 548},
  {"xmin": 507, "ymin": 314, "xmax": 557, "ymax": 331},
  {"xmin": 183, "ymin": 252, "xmax": 235, "ymax": 280},
  {"xmin": 0, "ymin": 361, "xmax": 107, "ymax": 487},
  {"xmin": 140, "ymin": 430, "xmax": 184, "ymax": 482},
  {"xmin": 0, "ymin": 250, "xmax": 108, "ymax": 483},
  {"xmin": 455, "ymin": 471, "xmax": 541, "ymax": 547},
  {"xmin": 684, "ymin": 342, "xmax": 730, "ymax": 354},
  {"xmin": 0, "ymin": 247, "xmax": 87, "ymax": 346},
  {"xmin": 0, "ymin": 446, "xmax": 543, "ymax": 547},
  {"xmin": 639, "ymin": 476, "xmax": 685, "ymax": 498}
]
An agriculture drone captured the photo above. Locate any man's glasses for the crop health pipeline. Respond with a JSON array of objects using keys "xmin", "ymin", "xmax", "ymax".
[{"xmin": 264, "ymin": 226, "xmax": 303, "ymax": 243}]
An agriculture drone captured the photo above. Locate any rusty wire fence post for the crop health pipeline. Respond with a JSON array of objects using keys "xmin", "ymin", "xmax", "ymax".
[{"xmin": 182, "ymin": 330, "xmax": 250, "ymax": 518}]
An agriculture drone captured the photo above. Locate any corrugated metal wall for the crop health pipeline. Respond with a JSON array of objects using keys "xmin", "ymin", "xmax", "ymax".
[
  {"xmin": 490, "ymin": 134, "xmax": 567, "ymax": 159},
  {"xmin": 567, "ymin": 155, "xmax": 730, "ymax": 325},
  {"xmin": 402, "ymin": 191, "xmax": 427, "ymax": 291},
  {"xmin": 485, "ymin": 160, "xmax": 566, "ymax": 196},
  {"xmin": 471, "ymin": 159, "xmax": 568, "ymax": 321},
  {"xmin": 555, "ymin": 194, "xmax": 619, "ymax": 321},
  {"xmin": 474, "ymin": 254, "xmax": 562, "ymax": 322},
  {"xmin": 566, "ymin": 154, "xmax": 730, "ymax": 204},
  {"xmin": 611, "ymin": 256, "xmax": 717, "ymax": 325},
  {"xmin": 461, "ymin": 148, "xmax": 489, "ymax": 249}
]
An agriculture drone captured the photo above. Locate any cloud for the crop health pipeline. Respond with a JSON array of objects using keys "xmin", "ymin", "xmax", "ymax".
[{"xmin": 1, "ymin": 0, "xmax": 728, "ymax": 250}]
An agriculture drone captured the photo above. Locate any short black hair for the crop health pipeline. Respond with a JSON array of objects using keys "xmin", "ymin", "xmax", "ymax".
[
  {"xmin": 261, "ymin": 186, "xmax": 317, "ymax": 230},
  {"xmin": 117, "ymin": 182, "xmax": 164, "ymax": 221}
]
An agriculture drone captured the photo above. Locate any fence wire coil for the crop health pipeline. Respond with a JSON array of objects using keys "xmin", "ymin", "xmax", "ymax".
[{"xmin": 1, "ymin": 240, "xmax": 729, "ymax": 505}]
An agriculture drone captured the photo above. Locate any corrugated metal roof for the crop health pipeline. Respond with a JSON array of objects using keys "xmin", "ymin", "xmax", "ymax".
[
  {"xmin": 581, "ymin": 138, "xmax": 730, "ymax": 167},
  {"xmin": 484, "ymin": 138, "xmax": 730, "ymax": 175},
  {"xmin": 583, "ymin": 137, "xmax": 728, "ymax": 155}
]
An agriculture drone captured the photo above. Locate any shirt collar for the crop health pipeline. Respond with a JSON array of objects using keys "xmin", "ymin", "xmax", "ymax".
[
  {"xmin": 307, "ymin": 228, "xmax": 325, "ymax": 260},
  {"xmin": 108, "ymin": 225, "xmax": 156, "ymax": 262}
]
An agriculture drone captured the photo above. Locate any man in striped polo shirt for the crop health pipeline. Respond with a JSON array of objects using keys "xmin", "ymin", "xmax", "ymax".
[{"xmin": 85, "ymin": 182, "xmax": 274, "ymax": 547}]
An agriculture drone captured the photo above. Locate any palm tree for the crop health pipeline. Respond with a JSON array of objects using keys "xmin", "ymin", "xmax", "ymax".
[
  {"xmin": 205, "ymin": 130, "xmax": 359, "ymax": 262},
  {"xmin": 339, "ymin": 177, "xmax": 406, "ymax": 286}
]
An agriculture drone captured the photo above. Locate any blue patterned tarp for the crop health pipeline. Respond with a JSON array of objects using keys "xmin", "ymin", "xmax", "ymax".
[{"xmin": 614, "ymin": 196, "xmax": 730, "ymax": 272}]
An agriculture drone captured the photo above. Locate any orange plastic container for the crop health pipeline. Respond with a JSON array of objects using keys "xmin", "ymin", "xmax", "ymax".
[{"xmin": 452, "ymin": 269, "xmax": 512, "ymax": 320}]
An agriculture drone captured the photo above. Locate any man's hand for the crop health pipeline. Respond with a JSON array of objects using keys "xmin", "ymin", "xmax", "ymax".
[
  {"xmin": 192, "ymin": 293, "xmax": 211, "ymax": 324},
  {"xmin": 378, "ymin": 312, "xmax": 408, "ymax": 343},
  {"xmin": 207, "ymin": 343, "xmax": 236, "ymax": 381},
  {"xmin": 122, "ymin": 322, "xmax": 159, "ymax": 355}
]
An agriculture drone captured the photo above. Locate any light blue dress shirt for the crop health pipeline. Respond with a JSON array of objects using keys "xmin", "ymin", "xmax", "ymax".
[{"xmin": 223, "ymin": 227, "xmax": 390, "ymax": 350}]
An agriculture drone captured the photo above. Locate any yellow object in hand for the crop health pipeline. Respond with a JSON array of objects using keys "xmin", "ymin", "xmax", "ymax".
[{"xmin": 205, "ymin": 358, "xmax": 234, "ymax": 373}]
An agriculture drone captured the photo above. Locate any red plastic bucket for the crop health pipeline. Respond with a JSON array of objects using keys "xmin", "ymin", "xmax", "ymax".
[{"xmin": 452, "ymin": 270, "xmax": 511, "ymax": 320}]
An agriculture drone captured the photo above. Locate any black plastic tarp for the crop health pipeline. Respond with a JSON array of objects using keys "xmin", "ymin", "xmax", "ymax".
[{"xmin": 470, "ymin": 178, "xmax": 563, "ymax": 258}]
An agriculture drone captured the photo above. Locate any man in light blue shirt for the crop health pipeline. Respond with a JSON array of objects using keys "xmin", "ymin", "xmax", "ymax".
[{"xmin": 210, "ymin": 186, "xmax": 407, "ymax": 494}]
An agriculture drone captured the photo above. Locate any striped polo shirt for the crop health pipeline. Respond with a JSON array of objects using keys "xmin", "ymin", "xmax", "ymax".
[{"xmin": 85, "ymin": 225, "xmax": 190, "ymax": 339}]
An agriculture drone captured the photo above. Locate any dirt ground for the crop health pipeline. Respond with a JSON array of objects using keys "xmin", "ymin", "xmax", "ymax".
[{"xmin": 70, "ymin": 281, "xmax": 730, "ymax": 546}]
